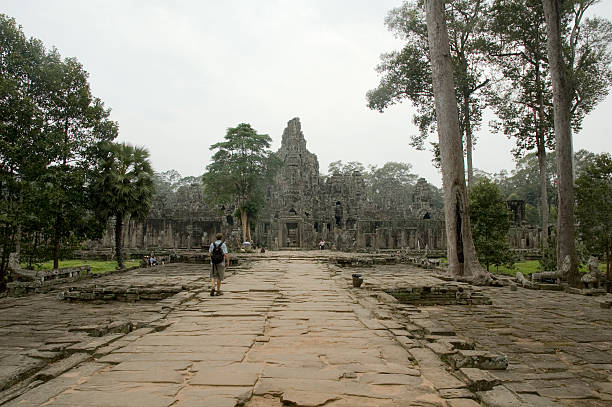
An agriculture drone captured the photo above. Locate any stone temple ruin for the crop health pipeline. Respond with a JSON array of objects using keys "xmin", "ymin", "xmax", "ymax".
[
  {"xmin": 253, "ymin": 118, "xmax": 445, "ymax": 251},
  {"xmin": 91, "ymin": 117, "xmax": 540, "ymax": 254}
]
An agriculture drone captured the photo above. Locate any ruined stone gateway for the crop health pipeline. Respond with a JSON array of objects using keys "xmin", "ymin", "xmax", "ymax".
[{"xmin": 93, "ymin": 117, "xmax": 446, "ymax": 253}]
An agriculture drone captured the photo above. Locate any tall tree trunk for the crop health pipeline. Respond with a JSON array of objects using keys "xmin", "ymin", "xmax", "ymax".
[
  {"xmin": 115, "ymin": 214, "xmax": 124, "ymax": 269},
  {"xmin": 535, "ymin": 62, "xmax": 550, "ymax": 249},
  {"xmin": 606, "ymin": 242, "xmax": 610, "ymax": 289},
  {"xmin": 14, "ymin": 189, "xmax": 22, "ymax": 265},
  {"xmin": 536, "ymin": 145, "xmax": 550, "ymax": 248},
  {"xmin": 542, "ymin": 0, "xmax": 578, "ymax": 284},
  {"xmin": 240, "ymin": 208, "xmax": 248, "ymax": 242},
  {"xmin": 53, "ymin": 213, "xmax": 61, "ymax": 269},
  {"xmin": 463, "ymin": 92, "xmax": 474, "ymax": 188},
  {"xmin": 425, "ymin": 0, "xmax": 489, "ymax": 284},
  {"xmin": 246, "ymin": 218, "xmax": 252, "ymax": 242}
]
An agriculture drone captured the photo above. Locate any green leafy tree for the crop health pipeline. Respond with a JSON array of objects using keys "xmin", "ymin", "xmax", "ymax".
[
  {"xmin": 202, "ymin": 123, "xmax": 281, "ymax": 243},
  {"xmin": 41, "ymin": 51, "xmax": 117, "ymax": 268},
  {"xmin": 488, "ymin": 0, "xmax": 612, "ymax": 258},
  {"xmin": 469, "ymin": 178, "xmax": 513, "ymax": 271},
  {"xmin": 92, "ymin": 143, "xmax": 154, "ymax": 269},
  {"xmin": 575, "ymin": 153, "xmax": 612, "ymax": 281},
  {"xmin": 368, "ymin": 0, "xmax": 490, "ymax": 185},
  {"xmin": 488, "ymin": 0, "xmax": 555, "ymax": 245},
  {"xmin": 0, "ymin": 14, "xmax": 117, "ymax": 275},
  {"xmin": 0, "ymin": 15, "xmax": 48, "ymax": 283},
  {"xmin": 365, "ymin": 162, "xmax": 418, "ymax": 210},
  {"xmin": 327, "ymin": 160, "xmax": 365, "ymax": 176}
]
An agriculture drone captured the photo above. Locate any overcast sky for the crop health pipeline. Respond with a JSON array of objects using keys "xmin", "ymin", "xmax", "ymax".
[{"xmin": 3, "ymin": 0, "xmax": 612, "ymax": 187}]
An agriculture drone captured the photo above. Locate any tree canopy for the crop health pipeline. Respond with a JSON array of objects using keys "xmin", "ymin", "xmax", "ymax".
[
  {"xmin": 469, "ymin": 178, "xmax": 513, "ymax": 271},
  {"xmin": 575, "ymin": 152, "xmax": 612, "ymax": 280},
  {"xmin": 202, "ymin": 123, "xmax": 281, "ymax": 242},
  {"xmin": 368, "ymin": 0, "xmax": 491, "ymax": 185},
  {"xmin": 91, "ymin": 142, "xmax": 154, "ymax": 269},
  {"xmin": 0, "ymin": 14, "xmax": 118, "ymax": 282}
]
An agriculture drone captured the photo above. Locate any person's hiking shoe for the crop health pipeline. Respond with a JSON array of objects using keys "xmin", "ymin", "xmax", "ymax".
[
  {"xmin": 210, "ymin": 288, "xmax": 215, "ymax": 296},
  {"xmin": 216, "ymin": 290, "xmax": 224, "ymax": 296}
]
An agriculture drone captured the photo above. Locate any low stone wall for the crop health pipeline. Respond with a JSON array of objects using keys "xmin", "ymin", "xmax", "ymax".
[
  {"xmin": 58, "ymin": 285, "xmax": 185, "ymax": 302},
  {"xmin": 7, "ymin": 266, "xmax": 91, "ymax": 296},
  {"xmin": 385, "ymin": 284, "xmax": 492, "ymax": 306}
]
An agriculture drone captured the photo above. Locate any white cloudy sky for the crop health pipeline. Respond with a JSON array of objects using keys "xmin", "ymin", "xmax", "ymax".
[{"xmin": 3, "ymin": 0, "xmax": 612, "ymax": 187}]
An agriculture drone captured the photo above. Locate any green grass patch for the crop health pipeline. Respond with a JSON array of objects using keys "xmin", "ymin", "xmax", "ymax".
[
  {"xmin": 21, "ymin": 259, "xmax": 140, "ymax": 274},
  {"xmin": 491, "ymin": 260, "xmax": 540, "ymax": 277},
  {"xmin": 491, "ymin": 259, "xmax": 606, "ymax": 277}
]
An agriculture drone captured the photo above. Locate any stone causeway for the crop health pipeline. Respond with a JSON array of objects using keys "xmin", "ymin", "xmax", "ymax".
[{"xmin": 0, "ymin": 252, "xmax": 610, "ymax": 406}]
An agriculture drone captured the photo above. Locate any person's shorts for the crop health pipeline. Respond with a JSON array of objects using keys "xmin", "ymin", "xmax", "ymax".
[{"xmin": 210, "ymin": 263, "xmax": 225, "ymax": 280}]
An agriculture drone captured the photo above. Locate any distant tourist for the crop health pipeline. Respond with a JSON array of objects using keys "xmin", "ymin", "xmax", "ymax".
[
  {"xmin": 149, "ymin": 254, "xmax": 157, "ymax": 266},
  {"xmin": 209, "ymin": 233, "xmax": 229, "ymax": 296},
  {"xmin": 319, "ymin": 240, "xmax": 326, "ymax": 250}
]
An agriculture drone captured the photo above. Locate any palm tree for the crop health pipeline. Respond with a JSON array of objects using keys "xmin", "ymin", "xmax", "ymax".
[{"xmin": 92, "ymin": 142, "xmax": 154, "ymax": 269}]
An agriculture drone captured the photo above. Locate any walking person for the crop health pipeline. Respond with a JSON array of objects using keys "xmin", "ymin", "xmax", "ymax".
[{"xmin": 209, "ymin": 233, "xmax": 229, "ymax": 296}]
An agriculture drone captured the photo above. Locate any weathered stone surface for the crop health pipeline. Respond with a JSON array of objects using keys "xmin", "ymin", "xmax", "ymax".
[
  {"xmin": 456, "ymin": 368, "xmax": 501, "ymax": 392},
  {"xmin": 2, "ymin": 255, "xmax": 611, "ymax": 407},
  {"xmin": 536, "ymin": 383, "xmax": 600, "ymax": 399},
  {"xmin": 450, "ymin": 349, "xmax": 509, "ymax": 370},
  {"xmin": 34, "ymin": 353, "xmax": 91, "ymax": 381},
  {"xmin": 66, "ymin": 333, "xmax": 124, "ymax": 353},
  {"xmin": 439, "ymin": 388, "xmax": 477, "ymax": 399},
  {"xmin": 280, "ymin": 390, "xmax": 340, "ymax": 406},
  {"xmin": 3, "ymin": 362, "xmax": 106, "ymax": 407},
  {"xmin": 446, "ymin": 399, "xmax": 482, "ymax": 407},
  {"xmin": 425, "ymin": 340, "xmax": 456, "ymax": 357},
  {"xmin": 477, "ymin": 385, "xmax": 524, "ymax": 407},
  {"xmin": 518, "ymin": 394, "xmax": 564, "ymax": 407},
  {"xmin": 409, "ymin": 348, "xmax": 467, "ymax": 390},
  {"xmin": 190, "ymin": 365, "xmax": 262, "ymax": 386}
]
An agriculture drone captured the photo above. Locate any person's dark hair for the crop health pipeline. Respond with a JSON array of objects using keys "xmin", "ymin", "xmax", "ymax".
[{"xmin": 215, "ymin": 232, "xmax": 223, "ymax": 240}]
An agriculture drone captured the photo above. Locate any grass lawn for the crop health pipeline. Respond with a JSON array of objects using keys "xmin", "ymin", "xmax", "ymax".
[
  {"xmin": 491, "ymin": 260, "xmax": 540, "ymax": 277},
  {"xmin": 491, "ymin": 259, "xmax": 607, "ymax": 277},
  {"xmin": 21, "ymin": 259, "xmax": 140, "ymax": 274}
]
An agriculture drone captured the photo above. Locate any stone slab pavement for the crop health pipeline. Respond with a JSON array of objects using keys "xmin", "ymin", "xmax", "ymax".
[
  {"xmin": 2, "ymin": 257, "xmax": 467, "ymax": 407},
  {"xmin": 422, "ymin": 281, "xmax": 612, "ymax": 407},
  {"xmin": 334, "ymin": 263, "xmax": 612, "ymax": 407}
]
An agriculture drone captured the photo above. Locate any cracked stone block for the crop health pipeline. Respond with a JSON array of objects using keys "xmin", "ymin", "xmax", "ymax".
[
  {"xmin": 0, "ymin": 362, "xmax": 45, "ymax": 392},
  {"xmin": 107, "ymin": 320, "xmax": 132, "ymax": 334},
  {"xmin": 447, "ymin": 399, "xmax": 482, "ymax": 407},
  {"xmin": 456, "ymin": 368, "xmax": 501, "ymax": 392},
  {"xmin": 425, "ymin": 341, "xmax": 456, "ymax": 357},
  {"xmin": 66, "ymin": 333, "xmax": 124, "ymax": 353},
  {"xmin": 434, "ymin": 336, "xmax": 475, "ymax": 350},
  {"xmin": 477, "ymin": 385, "xmax": 524, "ymax": 407},
  {"xmin": 519, "ymin": 394, "xmax": 564, "ymax": 407},
  {"xmin": 24, "ymin": 350, "xmax": 61, "ymax": 361},
  {"xmin": 450, "ymin": 350, "xmax": 509, "ymax": 370},
  {"xmin": 280, "ymin": 390, "xmax": 340, "ymax": 406},
  {"xmin": 34, "ymin": 352, "xmax": 91, "ymax": 381},
  {"xmin": 439, "ymin": 388, "xmax": 477, "ymax": 399}
]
